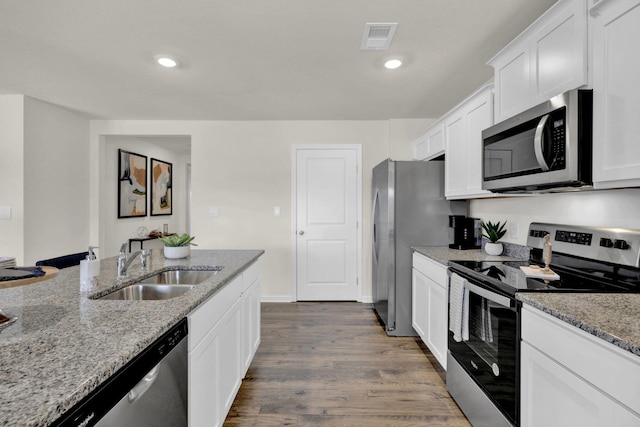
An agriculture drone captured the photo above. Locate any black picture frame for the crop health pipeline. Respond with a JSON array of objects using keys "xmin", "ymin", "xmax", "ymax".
[
  {"xmin": 150, "ymin": 158, "xmax": 173, "ymax": 216},
  {"xmin": 118, "ymin": 149, "xmax": 147, "ymax": 218}
]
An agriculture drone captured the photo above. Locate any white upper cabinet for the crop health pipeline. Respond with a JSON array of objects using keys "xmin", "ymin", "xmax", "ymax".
[
  {"xmin": 591, "ymin": 0, "xmax": 640, "ymax": 188},
  {"xmin": 412, "ymin": 120, "xmax": 445, "ymax": 161},
  {"xmin": 489, "ymin": 0, "xmax": 589, "ymax": 122},
  {"xmin": 444, "ymin": 84, "xmax": 494, "ymax": 199}
]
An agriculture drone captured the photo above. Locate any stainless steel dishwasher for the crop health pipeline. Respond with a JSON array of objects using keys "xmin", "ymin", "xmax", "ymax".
[{"xmin": 52, "ymin": 318, "xmax": 188, "ymax": 427}]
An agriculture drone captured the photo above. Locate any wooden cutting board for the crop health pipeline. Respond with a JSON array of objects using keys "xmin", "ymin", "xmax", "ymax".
[{"xmin": 0, "ymin": 266, "xmax": 59, "ymax": 289}]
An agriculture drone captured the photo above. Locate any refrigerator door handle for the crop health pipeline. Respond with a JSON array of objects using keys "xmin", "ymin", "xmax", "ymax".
[{"xmin": 372, "ymin": 189, "xmax": 380, "ymax": 264}]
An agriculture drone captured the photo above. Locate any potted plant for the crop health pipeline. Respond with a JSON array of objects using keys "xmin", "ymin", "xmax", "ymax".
[
  {"xmin": 481, "ymin": 220, "xmax": 507, "ymax": 256},
  {"xmin": 159, "ymin": 233, "xmax": 197, "ymax": 259}
]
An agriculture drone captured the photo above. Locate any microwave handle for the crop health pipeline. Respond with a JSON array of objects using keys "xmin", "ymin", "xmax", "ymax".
[{"xmin": 534, "ymin": 114, "xmax": 550, "ymax": 171}]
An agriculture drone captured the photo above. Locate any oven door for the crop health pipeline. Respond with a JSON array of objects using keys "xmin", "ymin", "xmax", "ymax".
[{"xmin": 448, "ymin": 276, "xmax": 519, "ymax": 425}]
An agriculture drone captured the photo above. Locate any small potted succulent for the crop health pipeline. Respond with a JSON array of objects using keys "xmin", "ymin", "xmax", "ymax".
[
  {"xmin": 159, "ymin": 233, "xmax": 197, "ymax": 259},
  {"xmin": 481, "ymin": 220, "xmax": 507, "ymax": 256}
]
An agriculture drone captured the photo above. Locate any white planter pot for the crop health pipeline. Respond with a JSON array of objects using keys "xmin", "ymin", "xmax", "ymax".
[
  {"xmin": 484, "ymin": 242, "xmax": 504, "ymax": 256},
  {"xmin": 164, "ymin": 246, "xmax": 190, "ymax": 259}
]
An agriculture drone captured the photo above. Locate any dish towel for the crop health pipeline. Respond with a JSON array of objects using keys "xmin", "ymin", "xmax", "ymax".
[{"xmin": 449, "ymin": 273, "xmax": 469, "ymax": 342}]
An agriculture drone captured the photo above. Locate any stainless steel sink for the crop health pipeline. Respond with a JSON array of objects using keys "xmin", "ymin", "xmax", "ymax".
[
  {"xmin": 137, "ymin": 269, "xmax": 219, "ymax": 285},
  {"xmin": 99, "ymin": 284, "xmax": 195, "ymax": 300},
  {"xmin": 97, "ymin": 267, "xmax": 223, "ymax": 300}
]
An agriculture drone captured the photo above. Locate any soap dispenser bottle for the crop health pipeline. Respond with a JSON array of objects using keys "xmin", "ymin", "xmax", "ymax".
[{"xmin": 80, "ymin": 246, "xmax": 100, "ymax": 278}]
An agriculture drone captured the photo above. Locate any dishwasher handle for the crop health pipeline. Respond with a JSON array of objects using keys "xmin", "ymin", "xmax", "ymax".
[{"xmin": 127, "ymin": 364, "xmax": 160, "ymax": 403}]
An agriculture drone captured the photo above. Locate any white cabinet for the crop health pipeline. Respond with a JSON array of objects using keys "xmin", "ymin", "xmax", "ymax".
[
  {"xmin": 412, "ymin": 120, "xmax": 445, "ymax": 161},
  {"xmin": 591, "ymin": 0, "xmax": 640, "ymax": 188},
  {"xmin": 188, "ymin": 260, "xmax": 261, "ymax": 427},
  {"xmin": 489, "ymin": 0, "xmax": 588, "ymax": 122},
  {"xmin": 412, "ymin": 252, "xmax": 449, "ymax": 369},
  {"xmin": 240, "ymin": 260, "xmax": 261, "ymax": 376},
  {"xmin": 444, "ymin": 84, "xmax": 494, "ymax": 200},
  {"xmin": 521, "ymin": 305, "xmax": 640, "ymax": 426}
]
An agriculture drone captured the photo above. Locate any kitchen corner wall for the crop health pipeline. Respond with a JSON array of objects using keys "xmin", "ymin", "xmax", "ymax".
[
  {"xmin": 0, "ymin": 95, "xmax": 90, "ymax": 265},
  {"xmin": 92, "ymin": 119, "xmax": 420, "ymax": 301},
  {"xmin": 470, "ymin": 188, "xmax": 640, "ymax": 245}
]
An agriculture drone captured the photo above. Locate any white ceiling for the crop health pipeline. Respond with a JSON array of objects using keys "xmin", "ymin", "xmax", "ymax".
[{"xmin": 0, "ymin": 0, "xmax": 556, "ymax": 121}]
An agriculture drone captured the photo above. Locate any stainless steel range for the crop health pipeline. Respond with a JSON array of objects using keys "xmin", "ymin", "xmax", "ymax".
[{"xmin": 447, "ymin": 223, "xmax": 640, "ymax": 427}]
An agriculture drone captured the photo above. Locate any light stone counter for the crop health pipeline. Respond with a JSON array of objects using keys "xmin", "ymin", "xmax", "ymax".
[
  {"xmin": 412, "ymin": 246, "xmax": 525, "ymax": 265},
  {"xmin": 0, "ymin": 249, "xmax": 263, "ymax": 427},
  {"xmin": 517, "ymin": 293, "xmax": 640, "ymax": 357}
]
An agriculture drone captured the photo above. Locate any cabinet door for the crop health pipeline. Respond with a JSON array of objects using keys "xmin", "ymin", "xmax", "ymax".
[
  {"xmin": 521, "ymin": 342, "xmax": 617, "ymax": 427},
  {"xmin": 445, "ymin": 85, "xmax": 494, "ymax": 199},
  {"xmin": 219, "ymin": 301, "xmax": 243, "ymax": 416},
  {"xmin": 492, "ymin": 40, "xmax": 531, "ymax": 122},
  {"xmin": 413, "ymin": 121, "xmax": 445, "ymax": 161},
  {"xmin": 425, "ymin": 277, "xmax": 448, "ymax": 369},
  {"xmin": 591, "ymin": 0, "xmax": 640, "ymax": 188},
  {"xmin": 490, "ymin": 0, "xmax": 588, "ymax": 122},
  {"xmin": 530, "ymin": 0, "xmax": 588, "ymax": 103},
  {"xmin": 189, "ymin": 322, "xmax": 222, "ymax": 427},
  {"xmin": 411, "ymin": 268, "xmax": 428, "ymax": 342},
  {"xmin": 241, "ymin": 278, "xmax": 261, "ymax": 376}
]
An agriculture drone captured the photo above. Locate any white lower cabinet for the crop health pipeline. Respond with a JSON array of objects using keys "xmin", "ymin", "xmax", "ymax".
[
  {"xmin": 412, "ymin": 252, "xmax": 448, "ymax": 369},
  {"xmin": 521, "ymin": 305, "xmax": 640, "ymax": 426},
  {"xmin": 188, "ymin": 260, "xmax": 261, "ymax": 427}
]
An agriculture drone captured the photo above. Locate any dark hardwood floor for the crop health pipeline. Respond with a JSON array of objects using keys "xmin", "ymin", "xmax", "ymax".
[{"xmin": 223, "ymin": 302, "xmax": 471, "ymax": 426}]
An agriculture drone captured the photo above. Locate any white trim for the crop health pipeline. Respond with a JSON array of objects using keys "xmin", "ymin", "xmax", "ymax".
[
  {"xmin": 291, "ymin": 144, "xmax": 363, "ymax": 302},
  {"xmin": 261, "ymin": 296, "xmax": 295, "ymax": 303}
]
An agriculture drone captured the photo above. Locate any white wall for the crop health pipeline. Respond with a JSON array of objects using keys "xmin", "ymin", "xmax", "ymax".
[
  {"xmin": 0, "ymin": 96, "xmax": 25, "ymax": 264},
  {"xmin": 90, "ymin": 120, "xmax": 393, "ymax": 301},
  {"xmin": 470, "ymin": 189, "xmax": 640, "ymax": 244},
  {"xmin": 102, "ymin": 136, "xmax": 189, "ymax": 257},
  {"xmin": 22, "ymin": 97, "xmax": 91, "ymax": 264}
]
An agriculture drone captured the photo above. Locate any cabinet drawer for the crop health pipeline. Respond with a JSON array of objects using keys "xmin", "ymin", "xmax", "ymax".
[
  {"xmin": 412, "ymin": 252, "xmax": 447, "ymax": 286},
  {"xmin": 522, "ymin": 305, "xmax": 640, "ymax": 415},
  {"xmin": 188, "ymin": 275, "xmax": 243, "ymax": 350}
]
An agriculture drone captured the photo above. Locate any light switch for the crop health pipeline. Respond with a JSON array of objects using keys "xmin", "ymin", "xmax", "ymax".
[
  {"xmin": 273, "ymin": 206, "xmax": 281, "ymax": 217},
  {"xmin": 209, "ymin": 207, "xmax": 219, "ymax": 217},
  {"xmin": 0, "ymin": 206, "xmax": 11, "ymax": 220}
]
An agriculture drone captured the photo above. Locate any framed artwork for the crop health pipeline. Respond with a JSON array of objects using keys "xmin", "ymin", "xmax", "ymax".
[
  {"xmin": 151, "ymin": 158, "xmax": 172, "ymax": 216},
  {"xmin": 118, "ymin": 149, "xmax": 147, "ymax": 218}
]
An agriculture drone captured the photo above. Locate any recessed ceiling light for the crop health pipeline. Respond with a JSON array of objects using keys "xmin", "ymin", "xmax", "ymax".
[
  {"xmin": 156, "ymin": 56, "xmax": 178, "ymax": 68},
  {"xmin": 384, "ymin": 58, "xmax": 402, "ymax": 70}
]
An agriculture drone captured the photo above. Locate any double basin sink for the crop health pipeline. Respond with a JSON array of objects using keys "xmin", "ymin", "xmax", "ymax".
[{"xmin": 97, "ymin": 268, "xmax": 223, "ymax": 301}]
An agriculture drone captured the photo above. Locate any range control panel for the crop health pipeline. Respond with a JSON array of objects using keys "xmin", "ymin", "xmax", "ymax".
[{"xmin": 527, "ymin": 223, "xmax": 640, "ymax": 268}]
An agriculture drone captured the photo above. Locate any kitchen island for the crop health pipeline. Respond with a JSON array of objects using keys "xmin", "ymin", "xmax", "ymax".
[{"xmin": 0, "ymin": 249, "xmax": 263, "ymax": 427}]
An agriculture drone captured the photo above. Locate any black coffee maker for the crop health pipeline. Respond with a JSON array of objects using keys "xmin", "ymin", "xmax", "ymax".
[{"xmin": 449, "ymin": 215, "xmax": 481, "ymax": 250}]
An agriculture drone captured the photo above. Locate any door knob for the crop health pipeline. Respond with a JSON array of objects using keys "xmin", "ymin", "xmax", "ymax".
[{"xmin": 298, "ymin": 230, "xmax": 305, "ymax": 235}]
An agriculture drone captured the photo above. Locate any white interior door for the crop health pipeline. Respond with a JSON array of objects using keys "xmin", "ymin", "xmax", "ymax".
[{"xmin": 294, "ymin": 147, "xmax": 359, "ymax": 301}]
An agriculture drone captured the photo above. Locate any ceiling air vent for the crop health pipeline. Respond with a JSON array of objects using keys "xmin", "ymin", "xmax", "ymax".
[{"xmin": 360, "ymin": 23, "xmax": 398, "ymax": 50}]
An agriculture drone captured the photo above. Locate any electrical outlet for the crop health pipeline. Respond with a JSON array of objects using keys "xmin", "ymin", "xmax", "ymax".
[
  {"xmin": 510, "ymin": 222, "xmax": 518, "ymax": 239},
  {"xmin": 209, "ymin": 207, "xmax": 219, "ymax": 217},
  {"xmin": 273, "ymin": 207, "xmax": 281, "ymax": 217}
]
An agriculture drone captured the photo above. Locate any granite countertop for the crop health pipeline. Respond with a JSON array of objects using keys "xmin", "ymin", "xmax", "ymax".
[
  {"xmin": 412, "ymin": 246, "xmax": 525, "ymax": 265},
  {"xmin": 0, "ymin": 249, "xmax": 264, "ymax": 427},
  {"xmin": 517, "ymin": 293, "xmax": 640, "ymax": 357}
]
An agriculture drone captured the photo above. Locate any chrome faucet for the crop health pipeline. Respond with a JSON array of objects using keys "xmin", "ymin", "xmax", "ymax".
[{"xmin": 117, "ymin": 243, "xmax": 141, "ymax": 278}]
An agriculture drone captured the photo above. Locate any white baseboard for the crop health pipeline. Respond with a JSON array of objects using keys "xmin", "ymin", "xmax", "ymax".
[{"xmin": 260, "ymin": 295, "xmax": 295, "ymax": 303}]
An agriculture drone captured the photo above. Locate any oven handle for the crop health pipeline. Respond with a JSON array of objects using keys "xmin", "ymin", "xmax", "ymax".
[
  {"xmin": 464, "ymin": 281, "xmax": 513, "ymax": 308},
  {"xmin": 534, "ymin": 114, "xmax": 550, "ymax": 172}
]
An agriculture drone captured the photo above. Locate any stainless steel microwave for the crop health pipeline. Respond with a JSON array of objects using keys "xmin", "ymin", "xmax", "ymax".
[{"xmin": 482, "ymin": 89, "xmax": 592, "ymax": 193}]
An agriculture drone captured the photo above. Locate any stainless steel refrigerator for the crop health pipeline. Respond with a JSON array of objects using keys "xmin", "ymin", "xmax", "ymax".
[{"xmin": 372, "ymin": 159, "xmax": 466, "ymax": 336}]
